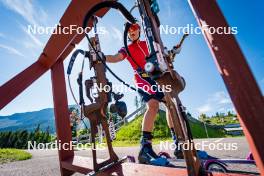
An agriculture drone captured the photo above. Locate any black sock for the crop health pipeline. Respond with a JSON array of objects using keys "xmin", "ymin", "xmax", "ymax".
[
  {"xmin": 170, "ymin": 128, "xmax": 175, "ymax": 136},
  {"xmin": 139, "ymin": 131, "xmax": 159, "ymax": 158},
  {"xmin": 170, "ymin": 128, "xmax": 178, "ymax": 144},
  {"xmin": 140, "ymin": 131, "xmax": 153, "ymax": 147},
  {"xmin": 170, "ymin": 128, "xmax": 182, "ymax": 152},
  {"xmin": 143, "ymin": 131, "xmax": 153, "ymax": 139}
]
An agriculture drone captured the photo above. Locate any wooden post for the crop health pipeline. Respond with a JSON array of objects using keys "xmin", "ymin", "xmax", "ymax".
[
  {"xmin": 188, "ymin": 0, "xmax": 264, "ymax": 174},
  {"xmin": 51, "ymin": 60, "xmax": 74, "ymax": 176}
]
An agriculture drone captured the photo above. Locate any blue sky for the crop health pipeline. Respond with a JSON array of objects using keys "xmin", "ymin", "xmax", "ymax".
[{"xmin": 0, "ymin": 0, "xmax": 263, "ymax": 118}]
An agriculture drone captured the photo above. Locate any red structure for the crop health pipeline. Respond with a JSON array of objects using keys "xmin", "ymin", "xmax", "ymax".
[
  {"xmin": 0, "ymin": 0, "xmax": 263, "ymax": 175},
  {"xmin": 188, "ymin": 0, "xmax": 264, "ymax": 174}
]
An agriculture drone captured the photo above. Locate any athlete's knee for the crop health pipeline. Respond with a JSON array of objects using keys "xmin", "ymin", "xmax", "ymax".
[{"xmin": 147, "ymin": 99, "xmax": 159, "ymax": 113}]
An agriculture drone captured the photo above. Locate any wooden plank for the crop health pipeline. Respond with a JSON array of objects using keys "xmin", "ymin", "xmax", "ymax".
[
  {"xmin": 51, "ymin": 61, "xmax": 74, "ymax": 176},
  {"xmin": 39, "ymin": 0, "xmax": 111, "ymax": 68},
  {"xmin": 61, "ymin": 156, "xmax": 189, "ymax": 176},
  {"xmin": 0, "ymin": 0, "xmax": 113, "ymax": 111},
  {"xmin": 60, "ymin": 156, "xmax": 250, "ymax": 176},
  {"xmin": 61, "ymin": 156, "xmax": 93, "ymax": 174},
  {"xmin": 107, "ymin": 162, "xmax": 249, "ymax": 176},
  {"xmin": 0, "ymin": 60, "xmax": 48, "ymax": 110},
  {"xmin": 188, "ymin": 0, "xmax": 264, "ymax": 174}
]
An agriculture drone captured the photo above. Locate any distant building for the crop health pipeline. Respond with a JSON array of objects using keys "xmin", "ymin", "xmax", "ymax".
[{"xmin": 224, "ymin": 123, "xmax": 243, "ymax": 136}]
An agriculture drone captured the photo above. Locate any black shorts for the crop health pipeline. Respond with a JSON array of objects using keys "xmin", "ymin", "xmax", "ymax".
[{"xmin": 138, "ymin": 77, "xmax": 165, "ymax": 102}]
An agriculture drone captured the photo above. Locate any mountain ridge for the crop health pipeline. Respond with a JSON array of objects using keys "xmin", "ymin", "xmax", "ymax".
[{"xmin": 0, "ymin": 108, "xmax": 56, "ymax": 133}]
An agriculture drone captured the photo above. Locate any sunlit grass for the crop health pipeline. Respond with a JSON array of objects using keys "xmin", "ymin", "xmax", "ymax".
[{"xmin": 0, "ymin": 148, "xmax": 32, "ymax": 164}]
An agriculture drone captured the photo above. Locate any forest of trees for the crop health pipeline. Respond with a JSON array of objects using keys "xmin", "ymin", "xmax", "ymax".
[
  {"xmin": 0, "ymin": 106, "xmax": 130, "ymax": 149},
  {"xmin": 0, "ymin": 124, "xmax": 52, "ymax": 149}
]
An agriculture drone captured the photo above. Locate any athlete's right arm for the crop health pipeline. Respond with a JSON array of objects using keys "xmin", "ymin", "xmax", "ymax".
[{"xmin": 105, "ymin": 53, "xmax": 124, "ymax": 63}]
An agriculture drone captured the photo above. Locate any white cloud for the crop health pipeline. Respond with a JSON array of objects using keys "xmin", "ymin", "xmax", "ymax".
[
  {"xmin": 197, "ymin": 104, "xmax": 211, "ymax": 114},
  {"xmin": 111, "ymin": 26, "xmax": 122, "ymax": 42},
  {"xmin": 196, "ymin": 91, "xmax": 234, "ymax": 115},
  {"xmin": 0, "ymin": 0, "xmax": 47, "ymax": 26},
  {"xmin": 211, "ymin": 91, "xmax": 232, "ymax": 104},
  {"xmin": 20, "ymin": 25, "xmax": 43, "ymax": 48},
  {"xmin": 0, "ymin": 1, "xmax": 49, "ymax": 54},
  {"xmin": 0, "ymin": 44, "xmax": 24, "ymax": 57}
]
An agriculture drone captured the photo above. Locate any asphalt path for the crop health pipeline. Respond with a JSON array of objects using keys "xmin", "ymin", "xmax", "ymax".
[{"xmin": 0, "ymin": 137, "xmax": 259, "ymax": 176}]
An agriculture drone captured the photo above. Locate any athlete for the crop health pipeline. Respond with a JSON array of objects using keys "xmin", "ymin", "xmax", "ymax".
[{"xmin": 105, "ymin": 23, "xmax": 183, "ymax": 165}]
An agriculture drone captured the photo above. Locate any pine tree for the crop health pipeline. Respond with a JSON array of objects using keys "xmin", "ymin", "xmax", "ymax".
[
  {"xmin": 34, "ymin": 124, "xmax": 41, "ymax": 144},
  {"xmin": 20, "ymin": 130, "xmax": 29, "ymax": 149},
  {"xmin": 44, "ymin": 126, "xmax": 51, "ymax": 143},
  {"xmin": 199, "ymin": 113, "xmax": 207, "ymax": 122},
  {"xmin": 5, "ymin": 131, "xmax": 12, "ymax": 148}
]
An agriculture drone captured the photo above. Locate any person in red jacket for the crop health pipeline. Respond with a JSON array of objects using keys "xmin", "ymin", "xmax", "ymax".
[{"xmin": 105, "ymin": 23, "xmax": 183, "ymax": 165}]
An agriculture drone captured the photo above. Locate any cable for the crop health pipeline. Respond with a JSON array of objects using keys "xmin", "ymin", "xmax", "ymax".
[
  {"xmin": 82, "ymin": 2, "xmax": 154, "ymax": 98},
  {"xmin": 67, "ymin": 52, "xmax": 87, "ymax": 105},
  {"xmin": 68, "ymin": 75, "xmax": 79, "ymax": 106},
  {"xmin": 81, "ymin": 0, "xmax": 194, "ymax": 145},
  {"xmin": 129, "ymin": 2, "xmax": 138, "ymax": 13},
  {"xmin": 87, "ymin": 35, "xmax": 152, "ymax": 97},
  {"xmin": 67, "ymin": 52, "xmax": 89, "ymax": 130},
  {"xmin": 82, "ymin": 1, "xmax": 136, "ymax": 29}
]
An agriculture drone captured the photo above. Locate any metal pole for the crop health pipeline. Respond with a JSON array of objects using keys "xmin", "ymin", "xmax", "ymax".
[{"xmin": 203, "ymin": 121, "xmax": 209, "ymax": 138}]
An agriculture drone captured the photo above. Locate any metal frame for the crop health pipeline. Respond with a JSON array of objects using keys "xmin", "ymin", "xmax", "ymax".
[{"xmin": 0, "ymin": 0, "xmax": 263, "ymax": 175}]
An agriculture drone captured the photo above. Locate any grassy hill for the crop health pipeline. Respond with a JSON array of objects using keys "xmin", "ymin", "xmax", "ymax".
[
  {"xmin": 201, "ymin": 113, "xmax": 239, "ymax": 126},
  {"xmin": 0, "ymin": 105, "xmax": 89, "ymax": 133},
  {"xmin": 0, "ymin": 108, "xmax": 56, "ymax": 133},
  {"xmin": 115, "ymin": 110, "xmax": 226, "ymax": 143}
]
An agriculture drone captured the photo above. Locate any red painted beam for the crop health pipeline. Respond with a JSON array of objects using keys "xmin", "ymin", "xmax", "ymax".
[
  {"xmin": 39, "ymin": 0, "xmax": 110, "ymax": 68},
  {"xmin": 0, "ymin": 60, "xmax": 48, "ymax": 110},
  {"xmin": 104, "ymin": 162, "xmax": 248, "ymax": 176},
  {"xmin": 60, "ymin": 156, "xmax": 247, "ymax": 176},
  {"xmin": 51, "ymin": 61, "xmax": 74, "ymax": 176},
  {"xmin": 188, "ymin": 0, "xmax": 264, "ymax": 174},
  {"xmin": 0, "ymin": 0, "xmax": 111, "ymax": 111}
]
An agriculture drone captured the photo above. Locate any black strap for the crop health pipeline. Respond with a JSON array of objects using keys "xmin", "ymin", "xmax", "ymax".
[
  {"xmin": 67, "ymin": 49, "xmax": 86, "ymax": 75},
  {"xmin": 82, "ymin": 1, "xmax": 162, "ymax": 100},
  {"xmin": 77, "ymin": 72, "xmax": 85, "ymax": 105},
  {"xmin": 83, "ymin": 1, "xmax": 136, "ymax": 30}
]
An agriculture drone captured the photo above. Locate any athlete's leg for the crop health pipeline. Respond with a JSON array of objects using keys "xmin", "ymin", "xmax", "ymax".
[
  {"xmin": 138, "ymin": 98, "xmax": 170, "ymax": 165},
  {"xmin": 137, "ymin": 77, "xmax": 168, "ymax": 165},
  {"xmin": 142, "ymin": 99, "xmax": 159, "ymax": 131}
]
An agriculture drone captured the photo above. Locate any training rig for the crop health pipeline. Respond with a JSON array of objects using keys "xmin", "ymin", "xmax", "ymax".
[{"xmin": 0, "ymin": 0, "xmax": 264, "ymax": 176}]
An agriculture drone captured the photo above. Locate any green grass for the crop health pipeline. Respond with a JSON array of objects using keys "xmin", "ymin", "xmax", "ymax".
[
  {"xmin": 112, "ymin": 138, "xmax": 171, "ymax": 147},
  {"xmin": 114, "ymin": 111, "xmax": 226, "ymax": 146},
  {"xmin": 189, "ymin": 120, "xmax": 225, "ymax": 138},
  {"xmin": 206, "ymin": 116, "xmax": 239, "ymax": 126},
  {"xmin": 0, "ymin": 148, "xmax": 32, "ymax": 164}
]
